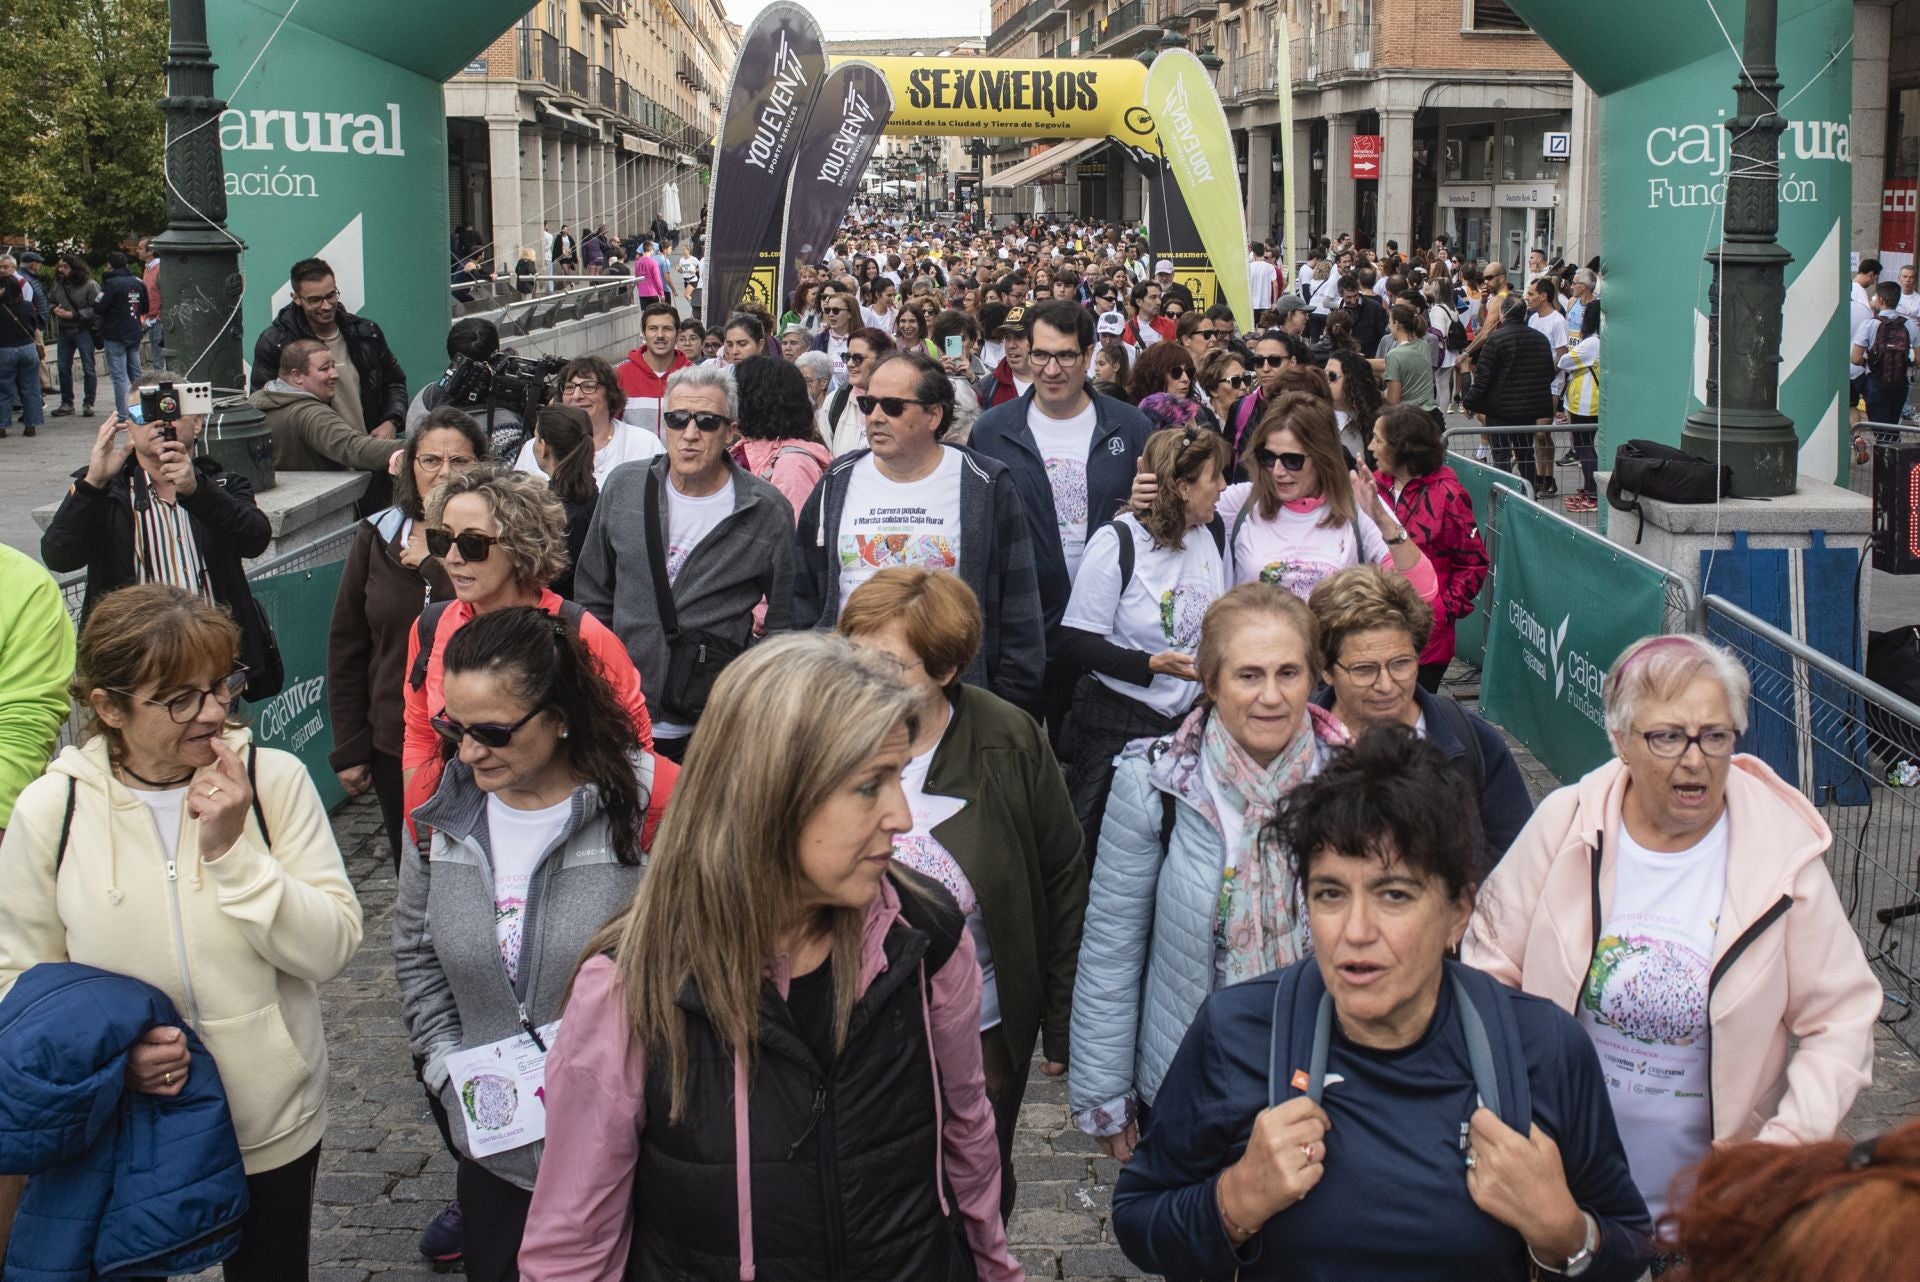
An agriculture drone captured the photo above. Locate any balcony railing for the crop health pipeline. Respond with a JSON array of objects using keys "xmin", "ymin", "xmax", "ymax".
[
  {"xmin": 596, "ymin": 66, "xmax": 617, "ymax": 111},
  {"xmin": 567, "ymin": 50, "xmax": 590, "ymax": 99},
  {"xmin": 535, "ymin": 30, "xmax": 561, "ymax": 88},
  {"xmin": 1224, "ymin": 48, "xmax": 1275, "ymax": 103},
  {"xmin": 987, "ymin": 0, "xmax": 1050, "ymax": 51},
  {"xmin": 618, "ymin": 78, "xmax": 632, "ymax": 119},
  {"xmin": 1291, "ymin": 23, "xmax": 1375, "ymax": 82}
]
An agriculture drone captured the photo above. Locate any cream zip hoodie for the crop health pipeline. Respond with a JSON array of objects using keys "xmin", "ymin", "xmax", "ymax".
[{"xmin": 0, "ymin": 728, "xmax": 363, "ymax": 1173}]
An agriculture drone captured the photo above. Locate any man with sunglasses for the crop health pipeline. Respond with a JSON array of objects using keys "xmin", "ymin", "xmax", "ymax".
[
  {"xmin": 249, "ymin": 257, "xmax": 407, "ymax": 443},
  {"xmin": 574, "ymin": 365, "xmax": 794, "ymax": 761},
  {"xmin": 794, "ymin": 348, "xmax": 1044, "ymax": 709},
  {"xmin": 615, "ymin": 304, "xmax": 692, "ymax": 434}
]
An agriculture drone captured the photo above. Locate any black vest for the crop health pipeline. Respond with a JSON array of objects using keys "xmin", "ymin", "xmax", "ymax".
[{"xmin": 629, "ymin": 879, "xmax": 978, "ymax": 1281}]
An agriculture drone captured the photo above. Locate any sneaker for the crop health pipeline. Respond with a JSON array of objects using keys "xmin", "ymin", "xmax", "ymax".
[
  {"xmin": 50, "ymin": 404, "xmax": 74, "ymax": 417},
  {"xmin": 81, "ymin": 403, "xmax": 94, "ymax": 415},
  {"xmin": 1557, "ymin": 449, "xmax": 1578, "ymax": 466},
  {"xmin": 419, "ymin": 1199, "xmax": 463, "ymax": 1268},
  {"xmin": 1565, "ymin": 493, "xmax": 1598, "ymax": 513}
]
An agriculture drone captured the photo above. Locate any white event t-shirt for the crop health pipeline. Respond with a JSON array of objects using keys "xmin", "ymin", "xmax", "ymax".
[
  {"xmin": 485, "ymin": 793, "xmax": 573, "ymax": 985},
  {"xmin": 513, "ymin": 418, "xmax": 665, "ymax": 488},
  {"xmin": 1060, "ymin": 513, "xmax": 1225, "ymax": 718},
  {"xmin": 889, "ymin": 731, "xmax": 999, "ymax": 1031},
  {"xmin": 664, "ymin": 475, "xmax": 735, "ymax": 585},
  {"xmin": 1577, "ymin": 812, "xmax": 1729, "ymax": 1219},
  {"xmin": 1248, "ymin": 258, "xmax": 1278, "ymax": 311},
  {"xmin": 1219, "ymin": 484, "xmax": 1393, "ymax": 598},
  {"xmin": 1026, "ymin": 400, "xmax": 1098, "ymax": 582},
  {"xmin": 836, "ymin": 447, "xmax": 964, "ymax": 611}
]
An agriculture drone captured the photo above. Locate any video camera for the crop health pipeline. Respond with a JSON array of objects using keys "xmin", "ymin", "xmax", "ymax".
[{"xmin": 437, "ymin": 351, "xmax": 567, "ymax": 424}]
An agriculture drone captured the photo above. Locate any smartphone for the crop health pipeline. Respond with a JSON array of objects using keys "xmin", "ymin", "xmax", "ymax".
[{"xmin": 943, "ymin": 335, "xmax": 963, "ymax": 360}]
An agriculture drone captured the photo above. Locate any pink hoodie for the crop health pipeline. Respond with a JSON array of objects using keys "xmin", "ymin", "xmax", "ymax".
[
  {"xmin": 517, "ymin": 877, "xmax": 1021, "ymax": 1282},
  {"xmin": 1463, "ymin": 754, "xmax": 1880, "ymax": 1146}
]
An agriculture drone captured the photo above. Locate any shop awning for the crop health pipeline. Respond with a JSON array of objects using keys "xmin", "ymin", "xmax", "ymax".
[{"xmin": 981, "ymin": 137, "xmax": 1106, "ymax": 191}]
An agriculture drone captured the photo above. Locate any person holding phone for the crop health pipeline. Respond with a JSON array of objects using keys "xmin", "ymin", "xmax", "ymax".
[{"xmin": 41, "ymin": 385, "xmax": 275, "ymax": 692}]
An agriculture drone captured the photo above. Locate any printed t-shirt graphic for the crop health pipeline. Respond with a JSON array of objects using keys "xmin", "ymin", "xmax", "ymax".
[
  {"xmin": 1028, "ymin": 402, "xmax": 1098, "ymax": 581},
  {"xmin": 837, "ymin": 447, "xmax": 964, "ymax": 610}
]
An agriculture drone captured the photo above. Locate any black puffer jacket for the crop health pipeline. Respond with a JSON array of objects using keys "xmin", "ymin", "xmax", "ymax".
[
  {"xmin": 631, "ymin": 878, "xmax": 978, "ymax": 1282},
  {"xmin": 1461, "ymin": 321, "xmax": 1555, "ymax": 425},
  {"xmin": 248, "ymin": 300, "xmax": 408, "ymax": 432}
]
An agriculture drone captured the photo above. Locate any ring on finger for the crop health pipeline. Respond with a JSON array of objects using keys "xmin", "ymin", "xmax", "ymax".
[{"xmin": 1463, "ymin": 1150, "xmax": 1477, "ymax": 1170}]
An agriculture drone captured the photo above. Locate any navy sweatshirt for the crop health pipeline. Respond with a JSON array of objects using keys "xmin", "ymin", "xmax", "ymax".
[{"xmin": 1113, "ymin": 969, "xmax": 1652, "ymax": 1282}]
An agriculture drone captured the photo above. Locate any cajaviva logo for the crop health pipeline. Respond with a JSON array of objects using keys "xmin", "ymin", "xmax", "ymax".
[{"xmin": 1550, "ymin": 614, "xmax": 1571, "ymax": 699}]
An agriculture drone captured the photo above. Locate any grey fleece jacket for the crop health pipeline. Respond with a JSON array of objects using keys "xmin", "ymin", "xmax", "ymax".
[
  {"xmin": 792, "ymin": 444, "xmax": 1047, "ymax": 711},
  {"xmin": 572, "ymin": 455, "xmax": 795, "ymax": 725},
  {"xmin": 393, "ymin": 758, "xmax": 650, "ymax": 1189}
]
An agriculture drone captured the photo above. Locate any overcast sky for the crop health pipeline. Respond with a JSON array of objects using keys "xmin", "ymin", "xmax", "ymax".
[{"xmin": 722, "ymin": 0, "xmax": 988, "ymax": 39}]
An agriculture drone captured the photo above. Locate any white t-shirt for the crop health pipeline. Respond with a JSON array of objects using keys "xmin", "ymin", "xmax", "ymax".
[
  {"xmin": 1247, "ymin": 258, "xmax": 1278, "ymax": 311},
  {"xmin": 1528, "ymin": 309, "xmax": 1570, "ymax": 355},
  {"xmin": 1578, "ymin": 813, "xmax": 1729, "ymax": 1219},
  {"xmin": 513, "ymin": 419, "xmax": 664, "ymax": 487},
  {"xmin": 1850, "ymin": 292, "xmax": 1874, "ymax": 379},
  {"xmin": 889, "ymin": 729, "xmax": 999, "ymax": 1031},
  {"xmin": 664, "ymin": 475, "xmax": 735, "ymax": 585},
  {"xmin": 1060, "ymin": 513, "xmax": 1226, "ymax": 717},
  {"xmin": 485, "ymin": 793, "xmax": 573, "ymax": 985},
  {"xmin": 1219, "ymin": 485, "xmax": 1393, "ymax": 597},
  {"xmin": 1900, "ymin": 289, "xmax": 1920, "ymax": 322},
  {"xmin": 1430, "ymin": 301, "xmax": 1460, "ymax": 370},
  {"xmin": 836, "ymin": 447, "xmax": 964, "ymax": 611},
  {"xmin": 1027, "ymin": 400, "xmax": 1099, "ymax": 582},
  {"xmin": 134, "ymin": 786, "xmax": 190, "ymax": 866}
]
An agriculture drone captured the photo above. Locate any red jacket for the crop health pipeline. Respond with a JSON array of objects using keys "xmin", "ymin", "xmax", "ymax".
[
  {"xmin": 977, "ymin": 358, "xmax": 1021, "ymax": 409},
  {"xmin": 1120, "ymin": 315, "xmax": 1175, "ymax": 348},
  {"xmin": 615, "ymin": 349, "xmax": 690, "ymax": 403},
  {"xmin": 1375, "ymin": 465, "xmax": 1488, "ymax": 665}
]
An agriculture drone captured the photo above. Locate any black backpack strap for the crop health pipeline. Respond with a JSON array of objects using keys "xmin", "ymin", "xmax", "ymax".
[
  {"xmin": 1448, "ymin": 962, "xmax": 1532, "ymax": 1131},
  {"xmin": 247, "ymin": 745, "xmax": 272, "ymax": 846},
  {"xmin": 1206, "ymin": 514, "xmax": 1226, "ymax": 558},
  {"xmin": 1111, "ymin": 517, "xmax": 1137, "ymax": 595},
  {"xmin": 642, "ymin": 469, "xmax": 681, "ymax": 641},
  {"xmin": 408, "ymin": 600, "xmax": 453, "ymax": 693},
  {"xmin": 1428, "ymin": 694, "xmax": 1487, "ymax": 798},
  {"xmin": 55, "ymin": 777, "xmax": 77, "ymax": 874},
  {"xmin": 1265, "ymin": 960, "xmax": 1329, "ymax": 1108},
  {"xmin": 829, "ymin": 384, "xmax": 852, "ymax": 431}
]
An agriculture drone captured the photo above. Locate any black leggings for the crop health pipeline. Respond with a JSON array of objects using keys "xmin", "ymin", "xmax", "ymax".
[
  {"xmin": 371, "ymin": 749, "xmax": 405, "ymax": 868},
  {"xmin": 129, "ymin": 1143, "xmax": 321, "ymax": 1282},
  {"xmin": 1060, "ymin": 676, "xmax": 1181, "ymax": 866},
  {"xmin": 457, "ymin": 1158, "xmax": 534, "ymax": 1282}
]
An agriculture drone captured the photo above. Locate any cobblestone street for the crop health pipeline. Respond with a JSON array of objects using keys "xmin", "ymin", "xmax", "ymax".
[{"xmin": 280, "ymin": 693, "xmax": 1920, "ymax": 1281}]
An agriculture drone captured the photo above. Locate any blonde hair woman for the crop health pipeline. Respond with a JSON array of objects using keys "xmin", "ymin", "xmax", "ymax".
[{"xmin": 518, "ymin": 633, "xmax": 1020, "ymax": 1282}]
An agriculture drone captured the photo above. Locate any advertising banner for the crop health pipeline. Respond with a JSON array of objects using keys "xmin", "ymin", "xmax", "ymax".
[
  {"xmin": 1442, "ymin": 451, "xmax": 1528, "ymax": 668},
  {"xmin": 1504, "ymin": 0, "xmax": 1854, "ymax": 480},
  {"xmin": 705, "ymin": 2, "xmax": 826, "ymax": 325},
  {"xmin": 244, "ymin": 561, "xmax": 348, "ymax": 814},
  {"xmin": 781, "ymin": 61, "xmax": 895, "ymax": 309},
  {"xmin": 1146, "ymin": 51, "xmax": 1253, "ymax": 332},
  {"xmin": 207, "ymin": 0, "xmax": 531, "ymax": 394},
  {"xmin": 1481, "ymin": 490, "xmax": 1667, "ymax": 782},
  {"xmin": 863, "ymin": 56, "xmax": 1156, "ymax": 149}
]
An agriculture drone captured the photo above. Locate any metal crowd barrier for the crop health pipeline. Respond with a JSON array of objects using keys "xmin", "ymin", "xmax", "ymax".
[
  {"xmin": 1703, "ymin": 593, "xmax": 1920, "ymax": 1048},
  {"xmin": 1443, "ymin": 423, "xmax": 1599, "ymax": 531}
]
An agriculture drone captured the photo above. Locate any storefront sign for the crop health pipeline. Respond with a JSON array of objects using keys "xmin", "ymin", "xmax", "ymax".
[
  {"xmin": 1440, "ymin": 184, "xmax": 1493, "ymax": 208},
  {"xmin": 1351, "ymin": 133, "xmax": 1381, "ymax": 179},
  {"xmin": 1496, "ymin": 183, "xmax": 1558, "ymax": 207},
  {"xmin": 1883, "ymin": 180, "xmax": 1917, "ymax": 256}
]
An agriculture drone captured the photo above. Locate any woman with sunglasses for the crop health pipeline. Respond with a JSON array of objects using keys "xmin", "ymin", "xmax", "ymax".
[
  {"xmin": 1126, "ymin": 342, "xmax": 1203, "ymax": 423},
  {"xmin": 0, "ymin": 583, "xmax": 363, "ymax": 1282},
  {"xmin": 1466, "ymin": 634, "xmax": 1880, "ymax": 1236},
  {"xmin": 1058, "ymin": 425, "xmax": 1231, "ymax": 861},
  {"xmin": 397, "ymin": 606, "xmax": 670, "ymax": 1282},
  {"xmin": 328, "ymin": 407, "xmax": 484, "ymax": 867},
  {"xmin": 1326, "ymin": 348, "xmax": 1383, "ymax": 465},
  {"xmin": 1198, "ymin": 349, "xmax": 1251, "ymax": 433},
  {"xmin": 810, "ymin": 289, "xmax": 861, "ymax": 383},
  {"xmin": 1222, "ymin": 332, "xmax": 1297, "ymax": 479},
  {"xmin": 820, "ymin": 327, "xmax": 894, "ymax": 456},
  {"xmin": 400, "ymin": 467, "xmax": 656, "ymax": 848}
]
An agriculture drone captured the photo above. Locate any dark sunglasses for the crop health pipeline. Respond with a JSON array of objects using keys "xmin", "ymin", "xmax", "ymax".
[
  {"xmin": 1326, "ymin": 369, "xmax": 1343, "ymax": 383},
  {"xmin": 1224, "ymin": 374, "xmax": 1253, "ymax": 389},
  {"xmin": 426, "ymin": 528, "xmax": 502, "ymax": 562},
  {"xmin": 1255, "ymin": 447, "xmax": 1309, "ymax": 472},
  {"xmin": 1253, "ymin": 355, "xmax": 1288, "ymax": 369},
  {"xmin": 821, "ymin": 306, "xmax": 849, "ymax": 316},
  {"xmin": 1195, "ymin": 327, "xmax": 1221, "ymax": 339},
  {"xmin": 663, "ymin": 409, "xmax": 731, "ymax": 433},
  {"xmin": 431, "ymin": 703, "xmax": 547, "ymax": 749},
  {"xmin": 857, "ymin": 394, "xmax": 933, "ymax": 417}
]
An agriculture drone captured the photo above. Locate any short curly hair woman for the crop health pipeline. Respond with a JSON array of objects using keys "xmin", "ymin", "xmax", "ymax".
[{"xmin": 400, "ymin": 465, "xmax": 660, "ymax": 843}]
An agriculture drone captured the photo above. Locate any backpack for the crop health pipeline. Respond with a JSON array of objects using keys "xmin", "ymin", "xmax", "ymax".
[
  {"xmin": 408, "ymin": 598, "xmax": 588, "ymax": 693},
  {"xmin": 1425, "ymin": 692, "xmax": 1487, "ymax": 799},
  {"xmin": 1444, "ymin": 317, "xmax": 1469, "ymax": 352},
  {"xmin": 828, "ymin": 384, "xmax": 854, "ymax": 433},
  {"xmin": 1869, "ymin": 314, "xmax": 1912, "ymax": 390}
]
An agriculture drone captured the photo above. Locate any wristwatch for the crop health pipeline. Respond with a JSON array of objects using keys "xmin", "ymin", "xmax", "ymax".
[
  {"xmin": 1383, "ymin": 526, "xmax": 1409, "ymax": 545},
  {"xmin": 1529, "ymin": 1211, "xmax": 1598, "ymax": 1277}
]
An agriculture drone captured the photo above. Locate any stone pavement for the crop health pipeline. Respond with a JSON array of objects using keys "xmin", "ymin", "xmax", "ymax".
[{"xmin": 277, "ymin": 679, "xmax": 1920, "ymax": 1281}]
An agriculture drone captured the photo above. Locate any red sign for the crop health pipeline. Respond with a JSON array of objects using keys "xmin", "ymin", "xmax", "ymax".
[
  {"xmin": 1351, "ymin": 134, "xmax": 1381, "ymax": 180},
  {"xmin": 1883, "ymin": 180, "xmax": 1917, "ymax": 256}
]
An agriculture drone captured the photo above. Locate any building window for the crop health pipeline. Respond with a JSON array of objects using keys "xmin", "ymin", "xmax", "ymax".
[
  {"xmin": 1444, "ymin": 120, "xmax": 1496, "ymax": 182},
  {"xmin": 1465, "ymin": 0, "xmax": 1530, "ymax": 32},
  {"xmin": 1503, "ymin": 113, "xmax": 1566, "ymax": 181}
]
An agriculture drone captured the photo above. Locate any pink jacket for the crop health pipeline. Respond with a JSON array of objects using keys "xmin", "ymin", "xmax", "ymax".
[
  {"xmin": 518, "ymin": 877, "xmax": 1021, "ymax": 1282},
  {"xmin": 731, "ymin": 438, "xmax": 832, "ymax": 526},
  {"xmin": 1463, "ymin": 754, "xmax": 1879, "ymax": 1146}
]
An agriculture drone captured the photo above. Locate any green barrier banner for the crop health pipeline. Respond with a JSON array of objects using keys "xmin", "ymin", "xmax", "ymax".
[
  {"xmin": 243, "ymin": 561, "xmax": 347, "ymax": 814},
  {"xmin": 1481, "ymin": 491, "xmax": 1665, "ymax": 781},
  {"xmin": 1444, "ymin": 452, "xmax": 1527, "ymax": 668}
]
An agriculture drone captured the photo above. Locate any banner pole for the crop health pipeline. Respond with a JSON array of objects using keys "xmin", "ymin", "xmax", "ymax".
[{"xmin": 1276, "ymin": 28, "xmax": 1297, "ymax": 274}]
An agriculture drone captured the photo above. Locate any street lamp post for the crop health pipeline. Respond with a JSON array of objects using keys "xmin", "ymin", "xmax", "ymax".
[
  {"xmin": 1678, "ymin": 0, "xmax": 1796, "ymax": 497},
  {"xmin": 154, "ymin": 0, "xmax": 274, "ymax": 489}
]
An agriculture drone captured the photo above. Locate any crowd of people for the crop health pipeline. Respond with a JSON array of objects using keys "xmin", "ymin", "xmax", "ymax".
[{"xmin": 0, "ymin": 210, "xmax": 1909, "ymax": 1282}]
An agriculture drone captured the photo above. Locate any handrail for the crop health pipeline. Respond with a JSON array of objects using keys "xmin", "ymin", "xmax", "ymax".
[{"xmin": 1704, "ymin": 594, "xmax": 1920, "ymax": 728}]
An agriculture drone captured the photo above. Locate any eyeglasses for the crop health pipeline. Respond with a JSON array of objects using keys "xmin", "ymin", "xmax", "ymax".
[
  {"xmin": 563, "ymin": 379, "xmax": 605, "ymax": 395},
  {"xmin": 1332, "ymin": 656, "xmax": 1420, "ymax": 685},
  {"xmin": 856, "ymin": 394, "xmax": 934, "ymax": 417},
  {"xmin": 663, "ymin": 409, "xmax": 731, "ymax": 433},
  {"xmin": 1255, "ymin": 447, "xmax": 1309, "ymax": 472},
  {"xmin": 1638, "ymin": 727, "xmax": 1738, "ymax": 759},
  {"xmin": 296, "ymin": 290, "xmax": 339, "ymax": 307},
  {"xmin": 110, "ymin": 668, "xmax": 250, "ymax": 723},
  {"xmin": 416, "ymin": 453, "xmax": 478, "ymax": 472},
  {"xmin": 1030, "ymin": 349, "xmax": 1085, "ymax": 371},
  {"xmin": 1253, "ymin": 354, "xmax": 1288, "ymax": 369},
  {"xmin": 426, "ymin": 528, "xmax": 503, "ymax": 562},
  {"xmin": 1224, "ymin": 374, "xmax": 1253, "ymax": 389},
  {"xmin": 431, "ymin": 703, "xmax": 548, "ymax": 749}
]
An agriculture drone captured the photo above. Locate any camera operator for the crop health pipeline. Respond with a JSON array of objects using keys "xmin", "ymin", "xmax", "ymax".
[
  {"xmin": 249, "ymin": 258, "xmax": 407, "ymax": 443},
  {"xmin": 40, "ymin": 383, "xmax": 276, "ymax": 695},
  {"xmin": 406, "ymin": 317, "xmax": 532, "ymax": 462},
  {"xmin": 250, "ymin": 339, "xmax": 405, "ymax": 475}
]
